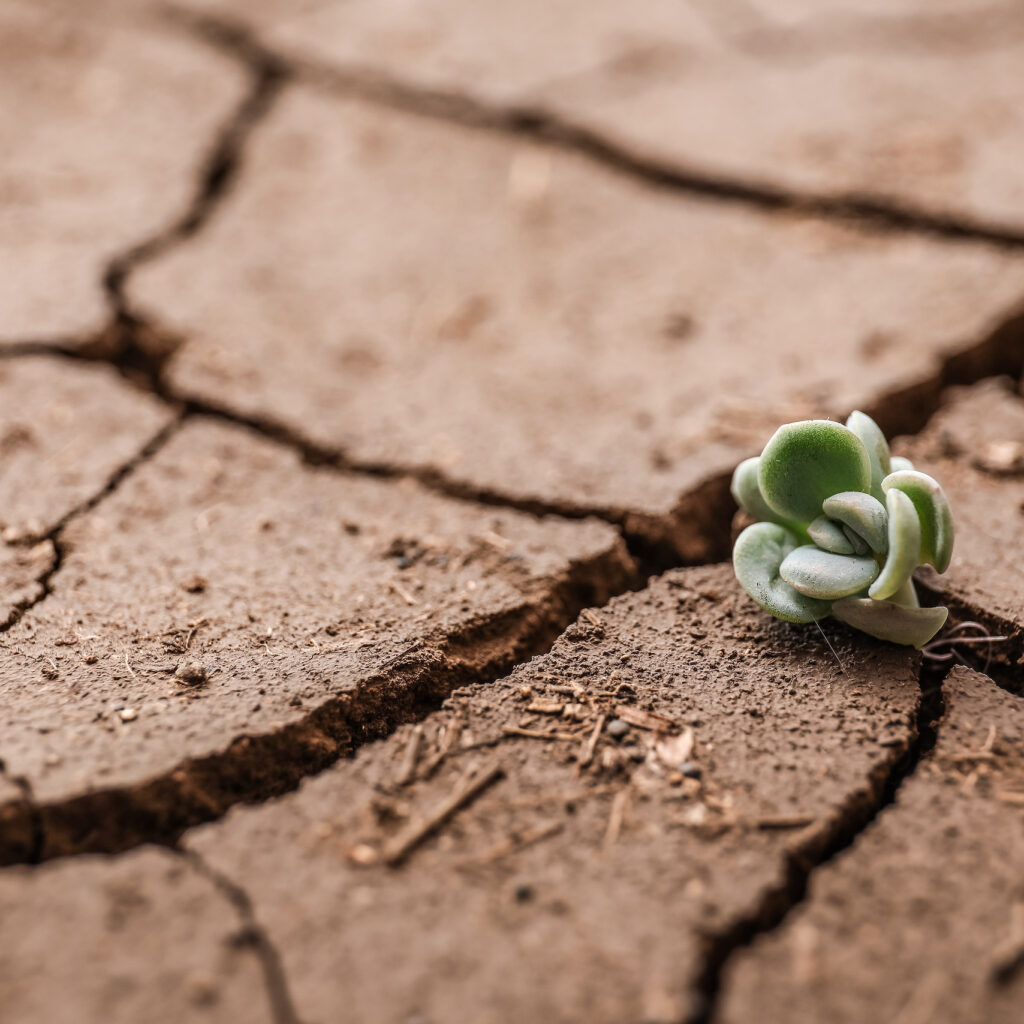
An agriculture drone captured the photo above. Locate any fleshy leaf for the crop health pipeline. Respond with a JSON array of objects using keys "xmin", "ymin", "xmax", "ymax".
[
  {"xmin": 889, "ymin": 578, "xmax": 920, "ymax": 608},
  {"xmin": 890, "ymin": 456, "xmax": 915, "ymax": 473},
  {"xmin": 759, "ymin": 420, "xmax": 871, "ymax": 525},
  {"xmin": 831, "ymin": 597, "xmax": 948, "ymax": 648},
  {"xmin": 869, "ymin": 488, "xmax": 920, "ymax": 600},
  {"xmin": 731, "ymin": 457, "xmax": 784, "ymax": 524},
  {"xmin": 842, "ymin": 524, "xmax": 870, "ymax": 555},
  {"xmin": 846, "ymin": 410, "xmax": 892, "ymax": 499},
  {"xmin": 882, "ymin": 470, "xmax": 954, "ymax": 573},
  {"xmin": 733, "ymin": 523, "xmax": 831, "ymax": 623},
  {"xmin": 807, "ymin": 516, "xmax": 855, "ymax": 554},
  {"xmin": 779, "ymin": 545, "xmax": 879, "ymax": 600},
  {"xmin": 822, "ymin": 491, "xmax": 888, "ymax": 554}
]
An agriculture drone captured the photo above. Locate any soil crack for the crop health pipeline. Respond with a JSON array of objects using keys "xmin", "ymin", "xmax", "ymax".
[
  {"xmin": 106, "ymin": 17, "xmax": 288, "ymax": 321},
  {"xmin": 121, "ymin": 296, "xmax": 1024, "ymax": 573},
  {"xmin": 183, "ymin": 848, "xmax": 305, "ymax": 1024},
  {"xmin": 173, "ymin": 8, "xmax": 1024, "ymax": 249},
  {"xmin": 2, "ymin": 541, "xmax": 634, "ymax": 866},
  {"xmin": 687, "ymin": 659, "xmax": 949, "ymax": 1024},
  {"xmin": 1, "ymin": 416, "xmax": 185, "ymax": 636}
]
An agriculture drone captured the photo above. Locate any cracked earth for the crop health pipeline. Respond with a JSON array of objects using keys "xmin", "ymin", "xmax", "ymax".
[{"xmin": 1, "ymin": 2, "xmax": 1023, "ymax": 1022}]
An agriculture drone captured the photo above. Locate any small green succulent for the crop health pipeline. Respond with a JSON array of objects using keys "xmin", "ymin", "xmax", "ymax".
[{"xmin": 731, "ymin": 411, "xmax": 953, "ymax": 648}]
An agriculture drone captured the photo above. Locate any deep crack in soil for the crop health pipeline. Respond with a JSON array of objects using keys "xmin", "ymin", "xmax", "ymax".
[
  {"xmin": 687, "ymin": 658, "xmax": 949, "ymax": 1024},
  {"xmin": 2, "ymin": 17, "xmax": 1023, "ymax": 1014},
  {"xmin": 0, "ymin": 542, "xmax": 634, "ymax": 866}
]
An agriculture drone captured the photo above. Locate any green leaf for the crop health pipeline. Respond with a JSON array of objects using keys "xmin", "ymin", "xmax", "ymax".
[
  {"xmin": 831, "ymin": 598, "xmax": 948, "ymax": 648},
  {"xmin": 846, "ymin": 411, "xmax": 892, "ymax": 499},
  {"xmin": 889, "ymin": 578, "xmax": 920, "ymax": 608},
  {"xmin": 842, "ymin": 525, "xmax": 870, "ymax": 555},
  {"xmin": 807, "ymin": 516, "xmax": 855, "ymax": 554},
  {"xmin": 869, "ymin": 489, "xmax": 920, "ymax": 600},
  {"xmin": 822, "ymin": 491, "xmax": 888, "ymax": 554},
  {"xmin": 733, "ymin": 523, "xmax": 832, "ymax": 623},
  {"xmin": 890, "ymin": 456, "xmax": 915, "ymax": 473},
  {"xmin": 881, "ymin": 470, "xmax": 955, "ymax": 573},
  {"xmin": 731, "ymin": 457, "xmax": 784, "ymax": 523},
  {"xmin": 759, "ymin": 420, "xmax": 871, "ymax": 525},
  {"xmin": 779, "ymin": 545, "xmax": 879, "ymax": 600}
]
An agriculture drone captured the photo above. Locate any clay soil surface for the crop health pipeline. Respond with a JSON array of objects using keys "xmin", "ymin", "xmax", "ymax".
[{"xmin": 2, "ymin": 2, "xmax": 1023, "ymax": 1023}]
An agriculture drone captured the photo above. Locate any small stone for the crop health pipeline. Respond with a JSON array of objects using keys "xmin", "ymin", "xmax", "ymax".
[
  {"xmin": 975, "ymin": 440, "xmax": 1024, "ymax": 475},
  {"xmin": 347, "ymin": 844, "xmax": 379, "ymax": 866},
  {"xmin": 119, "ymin": 708, "xmax": 137, "ymax": 722},
  {"xmin": 679, "ymin": 761, "xmax": 702, "ymax": 779},
  {"xmin": 514, "ymin": 883, "xmax": 534, "ymax": 903},
  {"xmin": 174, "ymin": 661, "xmax": 210, "ymax": 686},
  {"xmin": 607, "ymin": 719, "xmax": 630, "ymax": 740},
  {"xmin": 181, "ymin": 575, "xmax": 208, "ymax": 593}
]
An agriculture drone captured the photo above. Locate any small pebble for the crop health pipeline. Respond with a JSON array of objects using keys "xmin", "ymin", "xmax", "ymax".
[
  {"xmin": 347, "ymin": 844, "xmax": 379, "ymax": 866},
  {"xmin": 679, "ymin": 761, "xmax": 702, "ymax": 779},
  {"xmin": 119, "ymin": 708, "xmax": 137, "ymax": 722},
  {"xmin": 175, "ymin": 661, "xmax": 210, "ymax": 686},
  {"xmin": 607, "ymin": 719, "xmax": 630, "ymax": 740}
]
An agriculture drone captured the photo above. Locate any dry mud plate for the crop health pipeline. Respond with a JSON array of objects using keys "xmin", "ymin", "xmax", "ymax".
[{"xmin": 3, "ymin": 1, "xmax": 1024, "ymax": 1022}]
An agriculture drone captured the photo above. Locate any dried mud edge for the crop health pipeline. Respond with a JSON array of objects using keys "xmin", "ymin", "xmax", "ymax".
[
  {"xmin": 0, "ymin": 0, "xmax": 1017, "ymax": 926},
  {"xmin": 175, "ymin": 9, "xmax": 1024, "ymax": 248},
  {"xmin": 6, "ymin": 7, "xmax": 1024, "ymax": 566},
  {"xmin": 0, "ymin": 415, "xmax": 185, "ymax": 637},
  {"xmin": 96, "ymin": 298, "xmax": 1024, "ymax": 572},
  {"xmin": 915, "ymin": 578, "xmax": 1023, "ymax": 696},
  {"xmin": 686, "ymin": 657, "xmax": 947, "ymax": 1024},
  {"xmin": 0, "ymin": 543, "xmax": 634, "ymax": 866}
]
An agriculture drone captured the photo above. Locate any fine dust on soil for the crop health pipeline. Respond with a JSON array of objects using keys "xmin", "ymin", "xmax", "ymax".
[
  {"xmin": 0, "ymin": 357, "xmax": 174, "ymax": 541},
  {"xmin": 718, "ymin": 666, "xmax": 1024, "ymax": 1024},
  {"xmin": 185, "ymin": 563, "xmax": 920, "ymax": 1024},
  {"xmin": 0, "ymin": 418, "xmax": 631, "ymax": 863},
  {"xmin": 128, "ymin": 82, "xmax": 1024, "ymax": 561},
  {"xmin": 0, "ymin": 848, "xmax": 275, "ymax": 1024},
  {"xmin": 895, "ymin": 378, "xmax": 1024, "ymax": 682},
  {"xmin": 0, "ymin": 0, "xmax": 249, "ymax": 345},
  {"xmin": 176, "ymin": 0, "xmax": 1024, "ymax": 234}
]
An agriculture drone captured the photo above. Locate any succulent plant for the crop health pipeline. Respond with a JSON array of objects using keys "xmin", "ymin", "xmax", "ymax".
[{"xmin": 731, "ymin": 411, "xmax": 953, "ymax": 648}]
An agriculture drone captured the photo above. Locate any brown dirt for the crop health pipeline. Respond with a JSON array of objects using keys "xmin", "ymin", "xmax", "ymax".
[
  {"xmin": 130, "ymin": 84, "xmax": 1024, "ymax": 560},
  {"xmin": 718, "ymin": 666, "xmax": 1024, "ymax": 1024},
  {"xmin": 0, "ymin": 0, "xmax": 248, "ymax": 344},
  {"xmin": 185, "ymin": 563, "xmax": 920, "ymax": 1024},
  {"xmin": 4, "ymin": 5, "xmax": 1024, "ymax": 1021},
  {"xmin": 0, "ymin": 540, "xmax": 55, "ymax": 629},
  {"xmin": 0, "ymin": 848, "xmax": 274, "ymax": 1024},
  {"xmin": 178, "ymin": 0, "xmax": 1024, "ymax": 232},
  {"xmin": 0, "ymin": 357, "xmax": 174, "ymax": 540},
  {"xmin": 0, "ymin": 418, "xmax": 631, "ymax": 863},
  {"xmin": 893, "ymin": 378, "xmax": 1024, "ymax": 676}
]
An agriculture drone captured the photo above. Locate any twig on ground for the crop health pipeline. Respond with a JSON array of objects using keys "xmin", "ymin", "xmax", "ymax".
[{"xmin": 382, "ymin": 761, "xmax": 504, "ymax": 867}]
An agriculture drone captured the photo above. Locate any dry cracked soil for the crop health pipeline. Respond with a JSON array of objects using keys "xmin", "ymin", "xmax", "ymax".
[{"xmin": 1, "ymin": 2, "xmax": 1023, "ymax": 1023}]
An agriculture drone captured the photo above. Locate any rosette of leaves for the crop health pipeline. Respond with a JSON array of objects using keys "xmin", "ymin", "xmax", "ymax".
[{"xmin": 731, "ymin": 411, "xmax": 953, "ymax": 648}]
